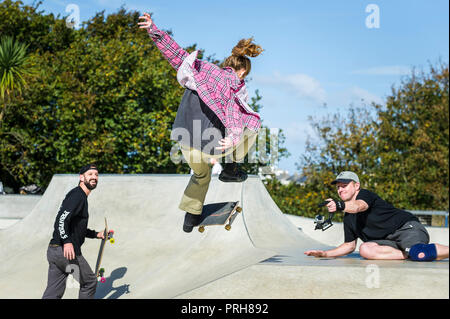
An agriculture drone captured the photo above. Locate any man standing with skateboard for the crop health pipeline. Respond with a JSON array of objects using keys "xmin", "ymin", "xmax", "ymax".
[
  {"xmin": 304, "ymin": 171, "xmax": 449, "ymax": 261},
  {"xmin": 42, "ymin": 164, "xmax": 104, "ymax": 299}
]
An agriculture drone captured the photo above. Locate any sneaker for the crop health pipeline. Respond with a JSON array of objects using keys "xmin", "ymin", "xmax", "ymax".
[
  {"xmin": 183, "ymin": 212, "xmax": 201, "ymax": 233},
  {"xmin": 219, "ymin": 163, "xmax": 248, "ymax": 183}
]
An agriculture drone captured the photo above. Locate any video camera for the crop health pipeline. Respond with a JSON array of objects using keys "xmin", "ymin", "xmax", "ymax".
[{"xmin": 314, "ymin": 200, "xmax": 335, "ymax": 231}]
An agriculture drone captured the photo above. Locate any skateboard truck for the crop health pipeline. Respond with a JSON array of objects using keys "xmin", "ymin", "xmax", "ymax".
[
  {"xmin": 98, "ymin": 268, "xmax": 106, "ymax": 283},
  {"xmin": 314, "ymin": 201, "xmax": 335, "ymax": 231},
  {"xmin": 108, "ymin": 230, "xmax": 115, "ymax": 244}
]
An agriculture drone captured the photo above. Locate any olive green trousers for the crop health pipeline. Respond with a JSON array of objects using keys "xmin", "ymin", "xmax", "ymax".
[{"xmin": 179, "ymin": 129, "xmax": 258, "ymax": 215}]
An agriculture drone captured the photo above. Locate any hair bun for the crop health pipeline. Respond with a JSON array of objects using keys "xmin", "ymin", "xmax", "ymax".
[{"xmin": 231, "ymin": 37, "xmax": 263, "ymax": 58}]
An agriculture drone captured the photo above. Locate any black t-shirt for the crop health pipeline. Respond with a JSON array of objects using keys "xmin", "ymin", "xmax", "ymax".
[
  {"xmin": 50, "ymin": 186, "xmax": 97, "ymax": 256},
  {"xmin": 343, "ymin": 189, "xmax": 419, "ymax": 242}
]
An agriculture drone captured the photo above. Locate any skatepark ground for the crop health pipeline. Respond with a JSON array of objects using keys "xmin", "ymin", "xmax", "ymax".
[{"xmin": 0, "ymin": 174, "xmax": 448, "ymax": 299}]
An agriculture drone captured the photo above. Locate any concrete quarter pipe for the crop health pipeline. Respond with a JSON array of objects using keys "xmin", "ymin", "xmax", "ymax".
[{"xmin": 0, "ymin": 174, "xmax": 447, "ymax": 299}]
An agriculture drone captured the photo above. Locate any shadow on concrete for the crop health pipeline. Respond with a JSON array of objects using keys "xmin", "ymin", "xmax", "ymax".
[
  {"xmin": 260, "ymin": 255, "xmax": 288, "ymax": 263},
  {"xmin": 94, "ymin": 267, "xmax": 130, "ymax": 299}
]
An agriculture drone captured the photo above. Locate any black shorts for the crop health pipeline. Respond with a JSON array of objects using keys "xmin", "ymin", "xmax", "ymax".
[{"xmin": 368, "ymin": 220, "xmax": 430, "ymax": 254}]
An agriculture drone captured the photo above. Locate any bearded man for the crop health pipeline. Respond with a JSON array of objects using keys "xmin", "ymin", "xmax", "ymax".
[{"xmin": 42, "ymin": 164, "xmax": 104, "ymax": 299}]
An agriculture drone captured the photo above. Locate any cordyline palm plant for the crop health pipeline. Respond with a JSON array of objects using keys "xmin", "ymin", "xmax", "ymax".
[{"xmin": 0, "ymin": 36, "xmax": 32, "ymax": 123}]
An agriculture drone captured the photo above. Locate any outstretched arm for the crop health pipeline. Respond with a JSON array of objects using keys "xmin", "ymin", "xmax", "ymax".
[
  {"xmin": 325, "ymin": 198, "xmax": 369, "ymax": 214},
  {"xmin": 138, "ymin": 12, "xmax": 189, "ymax": 71},
  {"xmin": 305, "ymin": 240, "xmax": 357, "ymax": 258}
]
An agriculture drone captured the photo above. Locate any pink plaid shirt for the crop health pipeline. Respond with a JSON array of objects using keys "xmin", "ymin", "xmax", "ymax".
[{"xmin": 147, "ymin": 23, "xmax": 261, "ymax": 146}]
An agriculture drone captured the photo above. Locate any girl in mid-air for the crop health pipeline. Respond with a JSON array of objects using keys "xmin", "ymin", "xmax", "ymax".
[{"xmin": 138, "ymin": 12, "xmax": 263, "ymax": 232}]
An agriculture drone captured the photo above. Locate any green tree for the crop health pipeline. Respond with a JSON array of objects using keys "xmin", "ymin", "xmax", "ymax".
[
  {"xmin": 0, "ymin": 35, "xmax": 35, "ymax": 190},
  {"xmin": 0, "ymin": 0, "xmax": 75, "ymax": 53},
  {"xmin": 1, "ymin": 8, "xmax": 188, "ymax": 189},
  {"xmin": 264, "ymin": 106, "xmax": 377, "ymax": 221},
  {"xmin": 374, "ymin": 63, "xmax": 449, "ymax": 210},
  {"xmin": 0, "ymin": 3, "xmax": 287, "ymax": 191},
  {"xmin": 0, "ymin": 36, "xmax": 33, "ymax": 121}
]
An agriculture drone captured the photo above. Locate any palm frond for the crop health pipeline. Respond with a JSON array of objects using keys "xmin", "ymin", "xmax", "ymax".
[{"xmin": 0, "ymin": 36, "xmax": 31, "ymax": 100}]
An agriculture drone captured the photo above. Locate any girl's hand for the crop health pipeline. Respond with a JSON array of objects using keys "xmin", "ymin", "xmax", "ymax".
[
  {"xmin": 215, "ymin": 137, "xmax": 233, "ymax": 151},
  {"xmin": 138, "ymin": 12, "xmax": 153, "ymax": 30}
]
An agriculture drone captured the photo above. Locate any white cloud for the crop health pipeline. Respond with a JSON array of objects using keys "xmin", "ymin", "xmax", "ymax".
[
  {"xmin": 332, "ymin": 86, "xmax": 384, "ymax": 106},
  {"xmin": 349, "ymin": 86, "xmax": 384, "ymax": 105},
  {"xmin": 352, "ymin": 65, "xmax": 411, "ymax": 76},
  {"xmin": 255, "ymin": 72, "xmax": 384, "ymax": 109},
  {"xmin": 255, "ymin": 72, "xmax": 327, "ymax": 104},
  {"xmin": 284, "ymin": 121, "xmax": 315, "ymax": 145}
]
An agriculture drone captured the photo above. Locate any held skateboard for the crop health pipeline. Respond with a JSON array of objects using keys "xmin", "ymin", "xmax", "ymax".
[
  {"xmin": 94, "ymin": 218, "xmax": 115, "ymax": 283},
  {"xmin": 196, "ymin": 201, "xmax": 242, "ymax": 233}
]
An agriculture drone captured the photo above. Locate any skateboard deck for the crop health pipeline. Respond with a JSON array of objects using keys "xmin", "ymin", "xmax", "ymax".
[
  {"xmin": 94, "ymin": 218, "xmax": 115, "ymax": 283},
  {"xmin": 196, "ymin": 201, "xmax": 242, "ymax": 233}
]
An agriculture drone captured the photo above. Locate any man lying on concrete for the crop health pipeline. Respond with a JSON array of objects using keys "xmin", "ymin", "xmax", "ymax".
[{"xmin": 304, "ymin": 171, "xmax": 449, "ymax": 261}]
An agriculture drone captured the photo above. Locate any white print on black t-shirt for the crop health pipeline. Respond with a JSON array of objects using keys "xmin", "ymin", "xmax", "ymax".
[{"xmin": 58, "ymin": 210, "xmax": 70, "ymax": 239}]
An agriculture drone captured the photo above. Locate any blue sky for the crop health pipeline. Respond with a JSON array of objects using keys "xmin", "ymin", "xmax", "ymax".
[{"xmin": 24, "ymin": 0, "xmax": 449, "ymax": 173}]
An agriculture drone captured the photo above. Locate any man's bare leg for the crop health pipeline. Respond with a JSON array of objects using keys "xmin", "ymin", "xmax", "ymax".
[
  {"xmin": 435, "ymin": 244, "xmax": 449, "ymax": 260},
  {"xmin": 359, "ymin": 242, "xmax": 407, "ymax": 260},
  {"xmin": 361, "ymin": 242, "xmax": 448, "ymax": 261}
]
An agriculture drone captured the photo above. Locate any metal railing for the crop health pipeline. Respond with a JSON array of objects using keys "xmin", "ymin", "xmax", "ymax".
[{"xmin": 408, "ymin": 210, "xmax": 449, "ymax": 227}]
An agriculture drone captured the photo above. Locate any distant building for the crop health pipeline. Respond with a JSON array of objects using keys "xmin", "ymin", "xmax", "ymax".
[{"xmin": 258, "ymin": 166, "xmax": 306, "ymax": 185}]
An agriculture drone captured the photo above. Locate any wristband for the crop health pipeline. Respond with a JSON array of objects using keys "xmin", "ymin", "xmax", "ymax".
[{"xmin": 334, "ymin": 200, "xmax": 345, "ymax": 211}]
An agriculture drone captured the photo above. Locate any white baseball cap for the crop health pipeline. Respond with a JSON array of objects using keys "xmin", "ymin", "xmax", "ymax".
[{"xmin": 331, "ymin": 171, "xmax": 360, "ymax": 185}]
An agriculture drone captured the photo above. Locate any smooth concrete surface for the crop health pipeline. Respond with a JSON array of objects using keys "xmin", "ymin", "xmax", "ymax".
[
  {"xmin": 0, "ymin": 195, "xmax": 42, "ymax": 219},
  {"xmin": 0, "ymin": 218, "xmax": 21, "ymax": 229},
  {"xmin": 177, "ymin": 264, "xmax": 448, "ymax": 299},
  {"xmin": 0, "ymin": 174, "xmax": 448, "ymax": 299}
]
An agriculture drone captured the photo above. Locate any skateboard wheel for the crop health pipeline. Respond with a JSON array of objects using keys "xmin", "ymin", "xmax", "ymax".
[
  {"xmin": 225, "ymin": 224, "xmax": 231, "ymax": 231},
  {"xmin": 198, "ymin": 226, "xmax": 205, "ymax": 233},
  {"xmin": 100, "ymin": 277, "xmax": 106, "ymax": 283},
  {"xmin": 110, "ymin": 238, "xmax": 115, "ymax": 244},
  {"xmin": 236, "ymin": 206, "xmax": 242, "ymax": 213}
]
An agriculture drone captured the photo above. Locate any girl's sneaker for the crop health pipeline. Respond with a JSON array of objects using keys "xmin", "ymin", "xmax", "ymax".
[
  {"xmin": 183, "ymin": 212, "xmax": 201, "ymax": 233},
  {"xmin": 219, "ymin": 163, "xmax": 248, "ymax": 182}
]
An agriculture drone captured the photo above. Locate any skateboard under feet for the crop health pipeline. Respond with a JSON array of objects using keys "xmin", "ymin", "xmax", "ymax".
[{"xmin": 196, "ymin": 201, "xmax": 242, "ymax": 233}]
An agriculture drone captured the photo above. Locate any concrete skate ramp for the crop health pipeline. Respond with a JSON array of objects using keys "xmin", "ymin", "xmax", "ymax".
[
  {"xmin": 0, "ymin": 195, "xmax": 42, "ymax": 219},
  {"xmin": 0, "ymin": 174, "xmax": 327, "ymax": 299}
]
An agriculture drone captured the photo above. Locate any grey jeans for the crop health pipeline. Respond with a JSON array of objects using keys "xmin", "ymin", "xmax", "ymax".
[
  {"xmin": 368, "ymin": 220, "xmax": 430, "ymax": 255},
  {"xmin": 42, "ymin": 246, "xmax": 97, "ymax": 299}
]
